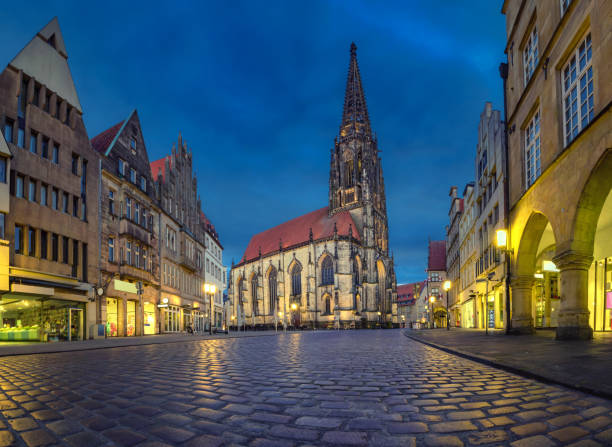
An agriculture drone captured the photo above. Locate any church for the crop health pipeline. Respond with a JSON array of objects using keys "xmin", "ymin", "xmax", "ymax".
[{"xmin": 229, "ymin": 43, "xmax": 397, "ymax": 329}]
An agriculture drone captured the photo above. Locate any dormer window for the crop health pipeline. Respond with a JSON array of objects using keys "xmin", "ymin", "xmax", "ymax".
[{"xmin": 130, "ymin": 138, "xmax": 136, "ymax": 150}]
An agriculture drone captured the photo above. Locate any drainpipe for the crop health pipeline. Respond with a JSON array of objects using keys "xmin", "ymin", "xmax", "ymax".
[{"xmin": 499, "ymin": 61, "xmax": 512, "ymax": 335}]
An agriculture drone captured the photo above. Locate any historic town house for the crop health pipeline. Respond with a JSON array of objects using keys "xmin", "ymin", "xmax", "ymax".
[{"xmin": 229, "ymin": 44, "xmax": 397, "ymax": 329}]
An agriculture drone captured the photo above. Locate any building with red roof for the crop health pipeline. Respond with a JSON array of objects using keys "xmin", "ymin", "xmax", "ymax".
[{"xmin": 229, "ymin": 43, "xmax": 397, "ymax": 330}]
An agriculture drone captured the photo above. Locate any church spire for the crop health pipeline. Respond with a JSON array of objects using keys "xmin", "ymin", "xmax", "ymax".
[{"xmin": 340, "ymin": 42, "xmax": 371, "ymax": 140}]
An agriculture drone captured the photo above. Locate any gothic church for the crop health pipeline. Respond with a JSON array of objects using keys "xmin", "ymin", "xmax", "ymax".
[{"xmin": 229, "ymin": 44, "xmax": 397, "ymax": 328}]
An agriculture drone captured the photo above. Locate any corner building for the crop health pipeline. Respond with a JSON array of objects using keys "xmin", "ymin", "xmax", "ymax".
[
  {"xmin": 0, "ymin": 18, "xmax": 99, "ymax": 342},
  {"xmin": 91, "ymin": 110, "xmax": 160, "ymax": 336},
  {"xmin": 229, "ymin": 44, "xmax": 397, "ymax": 329},
  {"xmin": 502, "ymin": 0, "xmax": 612, "ymax": 339}
]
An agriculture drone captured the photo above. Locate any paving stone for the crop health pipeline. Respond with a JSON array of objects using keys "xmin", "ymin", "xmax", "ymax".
[
  {"xmin": 103, "ymin": 428, "xmax": 147, "ymax": 446},
  {"xmin": 320, "ymin": 431, "xmax": 368, "ymax": 445},
  {"xmin": 387, "ymin": 422, "xmax": 428, "ymax": 434},
  {"xmin": 514, "ymin": 410, "xmax": 550, "ymax": 422},
  {"xmin": 45, "ymin": 419, "xmax": 83, "ymax": 436},
  {"xmin": 447, "ymin": 410, "xmax": 486, "ymax": 420},
  {"xmin": 64, "ymin": 430, "xmax": 107, "ymax": 447},
  {"xmin": 566, "ymin": 441, "xmax": 603, "ymax": 447},
  {"xmin": 269, "ymin": 425, "xmax": 319, "ymax": 441},
  {"xmin": 467, "ymin": 430, "xmax": 508, "ymax": 445},
  {"xmin": 184, "ymin": 434, "xmax": 224, "ymax": 447},
  {"xmin": 549, "ymin": 426, "xmax": 590, "ymax": 443},
  {"xmin": 149, "ymin": 426, "xmax": 195, "ymax": 443},
  {"xmin": 295, "ymin": 416, "xmax": 342, "ymax": 428},
  {"xmin": 8, "ymin": 417, "xmax": 38, "ymax": 431},
  {"xmin": 0, "ymin": 431, "xmax": 14, "ymax": 447},
  {"xmin": 510, "ymin": 435, "xmax": 557, "ymax": 447},
  {"xmin": 424, "ymin": 434, "xmax": 464, "ymax": 447},
  {"xmin": 548, "ymin": 413, "xmax": 583, "ymax": 426},
  {"xmin": 20, "ymin": 429, "xmax": 56, "ymax": 447},
  {"xmin": 431, "ymin": 421, "xmax": 477, "ymax": 433},
  {"xmin": 581, "ymin": 415, "xmax": 612, "ymax": 431}
]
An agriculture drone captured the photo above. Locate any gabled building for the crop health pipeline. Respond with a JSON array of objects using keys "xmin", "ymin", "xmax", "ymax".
[
  {"xmin": 397, "ymin": 281, "xmax": 425, "ymax": 327},
  {"xmin": 229, "ymin": 43, "xmax": 397, "ymax": 329},
  {"xmin": 458, "ymin": 182, "xmax": 477, "ymax": 328},
  {"xmin": 446, "ymin": 187, "xmax": 464, "ymax": 327},
  {"xmin": 151, "ymin": 135, "xmax": 208, "ymax": 333},
  {"xmin": 201, "ymin": 211, "xmax": 225, "ymax": 329},
  {"xmin": 425, "ymin": 240, "xmax": 447, "ymax": 328},
  {"xmin": 91, "ymin": 110, "xmax": 160, "ymax": 337},
  {"xmin": 0, "ymin": 18, "xmax": 100, "ymax": 341}
]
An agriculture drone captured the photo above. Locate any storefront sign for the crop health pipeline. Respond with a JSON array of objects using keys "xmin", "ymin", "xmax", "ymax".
[{"xmin": 113, "ymin": 279, "xmax": 137, "ymax": 294}]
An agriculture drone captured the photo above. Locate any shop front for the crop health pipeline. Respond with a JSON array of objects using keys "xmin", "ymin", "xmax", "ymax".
[
  {"xmin": 589, "ymin": 257, "xmax": 612, "ymax": 331},
  {"xmin": 461, "ymin": 298, "xmax": 476, "ymax": 328},
  {"xmin": 106, "ymin": 297, "xmax": 119, "ymax": 336},
  {"xmin": 0, "ymin": 296, "xmax": 86, "ymax": 342},
  {"xmin": 163, "ymin": 304, "xmax": 181, "ymax": 332},
  {"xmin": 143, "ymin": 302, "xmax": 156, "ymax": 335}
]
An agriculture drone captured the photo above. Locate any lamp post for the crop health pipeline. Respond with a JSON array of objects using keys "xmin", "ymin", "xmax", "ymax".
[
  {"xmin": 204, "ymin": 283, "xmax": 216, "ymax": 335},
  {"xmin": 443, "ymin": 280, "xmax": 451, "ymax": 330},
  {"xmin": 377, "ymin": 311, "xmax": 382, "ymax": 328},
  {"xmin": 429, "ymin": 296, "xmax": 435, "ymax": 328},
  {"xmin": 496, "ymin": 229, "xmax": 514, "ymax": 334}
]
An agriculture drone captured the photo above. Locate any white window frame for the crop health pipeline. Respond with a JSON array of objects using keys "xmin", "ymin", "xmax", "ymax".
[
  {"xmin": 525, "ymin": 108, "xmax": 541, "ymax": 188},
  {"xmin": 108, "ymin": 237, "xmax": 115, "ymax": 262},
  {"xmin": 562, "ymin": 33, "xmax": 593, "ymax": 146},
  {"xmin": 523, "ymin": 26, "xmax": 538, "ymax": 86},
  {"xmin": 560, "ymin": 0, "xmax": 572, "ymax": 15}
]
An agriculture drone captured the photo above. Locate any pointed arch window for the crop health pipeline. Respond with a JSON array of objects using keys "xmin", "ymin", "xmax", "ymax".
[
  {"xmin": 324, "ymin": 295, "xmax": 331, "ymax": 315},
  {"xmin": 291, "ymin": 264, "xmax": 302, "ymax": 296},
  {"xmin": 238, "ymin": 278, "xmax": 244, "ymax": 303},
  {"xmin": 353, "ymin": 259, "xmax": 360, "ymax": 285},
  {"xmin": 321, "ymin": 256, "xmax": 334, "ymax": 286},
  {"xmin": 268, "ymin": 268, "xmax": 277, "ymax": 314},
  {"xmin": 345, "ymin": 160, "xmax": 354, "ymax": 187},
  {"xmin": 251, "ymin": 275, "xmax": 259, "ymax": 316}
]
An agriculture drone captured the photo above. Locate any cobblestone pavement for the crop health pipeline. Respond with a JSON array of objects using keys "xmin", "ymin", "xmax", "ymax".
[{"xmin": 0, "ymin": 330, "xmax": 610, "ymax": 446}]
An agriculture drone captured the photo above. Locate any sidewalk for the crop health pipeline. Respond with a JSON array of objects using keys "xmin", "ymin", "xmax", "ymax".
[
  {"xmin": 404, "ymin": 327, "xmax": 612, "ymax": 399},
  {"xmin": 0, "ymin": 331, "xmax": 278, "ymax": 357}
]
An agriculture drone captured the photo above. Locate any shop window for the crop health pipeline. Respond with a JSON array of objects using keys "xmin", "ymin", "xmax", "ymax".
[
  {"xmin": 126, "ymin": 301, "xmax": 136, "ymax": 336},
  {"xmin": 144, "ymin": 302, "xmax": 155, "ymax": 335},
  {"xmin": 106, "ymin": 298, "xmax": 118, "ymax": 336}
]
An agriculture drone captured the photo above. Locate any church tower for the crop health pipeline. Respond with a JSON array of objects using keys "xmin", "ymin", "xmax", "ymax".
[{"xmin": 329, "ymin": 43, "xmax": 389, "ymax": 255}]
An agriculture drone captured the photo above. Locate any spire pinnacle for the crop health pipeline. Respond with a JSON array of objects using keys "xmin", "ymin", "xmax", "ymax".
[{"xmin": 340, "ymin": 42, "xmax": 371, "ymax": 139}]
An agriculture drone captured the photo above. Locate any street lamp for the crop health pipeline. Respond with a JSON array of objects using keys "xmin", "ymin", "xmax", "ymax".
[
  {"xmin": 429, "ymin": 295, "xmax": 436, "ymax": 328},
  {"xmin": 443, "ymin": 280, "xmax": 451, "ymax": 331},
  {"xmin": 495, "ymin": 228, "xmax": 514, "ymax": 334},
  {"xmin": 204, "ymin": 283, "xmax": 216, "ymax": 335}
]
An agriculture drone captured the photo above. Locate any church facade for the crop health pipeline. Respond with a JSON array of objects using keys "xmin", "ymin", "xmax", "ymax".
[{"xmin": 228, "ymin": 44, "xmax": 397, "ymax": 329}]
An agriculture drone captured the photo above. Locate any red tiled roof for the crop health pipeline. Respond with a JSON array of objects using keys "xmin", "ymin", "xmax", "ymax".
[
  {"xmin": 397, "ymin": 281, "xmax": 426, "ymax": 306},
  {"xmin": 150, "ymin": 156, "xmax": 172, "ymax": 182},
  {"xmin": 240, "ymin": 207, "xmax": 360, "ymax": 264},
  {"xmin": 91, "ymin": 121, "xmax": 123, "ymax": 154},
  {"xmin": 200, "ymin": 211, "xmax": 220, "ymax": 243},
  {"xmin": 427, "ymin": 240, "xmax": 446, "ymax": 271}
]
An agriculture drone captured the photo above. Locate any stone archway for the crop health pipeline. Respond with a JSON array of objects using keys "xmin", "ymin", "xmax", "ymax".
[{"xmin": 512, "ymin": 212, "xmax": 556, "ymax": 334}]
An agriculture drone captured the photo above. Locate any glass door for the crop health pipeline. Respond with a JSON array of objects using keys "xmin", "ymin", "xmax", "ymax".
[{"xmin": 69, "ymin": 308, "xmax": 83, "ymax": 341}]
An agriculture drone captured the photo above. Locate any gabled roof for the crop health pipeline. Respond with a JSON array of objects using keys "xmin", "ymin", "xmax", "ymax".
[
  {"xmin": 9, "ymin": 18, "xmax": 82, "ymax": 112},
  {"xmin": 91, "ymin": 120, "xmax": 124, "ymax": 154},
  {"xmin": 397, "ymin": 281, "xmax": 426, "ymax": 306},
  {"xmin": 150, "ymin": 156, "xmax": 172, "ymax": 182},
  {"xmin": 427, "ymin": 240, "xmax": 447, "ymax": 271},
  {"xmin": 240, "ymin": 207, "xmax": 360, "ymax": 265},
  {"xmin": 200, "ymin": 211, "xmax": 221, "ymax": 247}
]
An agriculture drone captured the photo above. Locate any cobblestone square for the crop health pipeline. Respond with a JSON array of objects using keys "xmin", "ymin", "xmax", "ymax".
[{"xmin": 0, "ymin": 331, "xmax": 610, "ymax": 446}]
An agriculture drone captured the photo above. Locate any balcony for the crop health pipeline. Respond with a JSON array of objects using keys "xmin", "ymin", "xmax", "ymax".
[
  {"xmin": 179, "ymin": 252, "xmax": 198, "ymax": 272},
  {"xmin": 119, "ymin": 262, "xmax": 154, "ymax": 283},
  {"xmin": 119, "ymin": 218, "xmax": 152, "ymax": 247}
]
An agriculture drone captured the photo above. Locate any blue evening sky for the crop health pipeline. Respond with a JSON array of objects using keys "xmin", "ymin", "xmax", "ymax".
[{"xmin": 1, "ymin": 1, "xmax": 506, "ymax": 284}]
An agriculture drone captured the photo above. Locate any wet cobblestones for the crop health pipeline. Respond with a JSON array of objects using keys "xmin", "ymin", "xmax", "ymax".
[{"xmin": 0, "ymin": 330, "xmax": 609, "ymax": 446}]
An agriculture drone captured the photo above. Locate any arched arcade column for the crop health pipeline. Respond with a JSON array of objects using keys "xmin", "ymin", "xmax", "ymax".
[{"xmin": 510, "ymin": 275, "xmax": 535, "ymax": 334}]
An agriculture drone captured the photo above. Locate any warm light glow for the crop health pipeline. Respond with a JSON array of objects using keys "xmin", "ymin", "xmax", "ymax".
[
  {"xmin": 443, "ymin": 280, "xmax": 451, "ymax": 291},
  {"xmin": 231, "ymin": 315, "xmax": 235, "ymax": 320},
  {"xmin": 496, "ymin": 229, "xmax": 508, "ymax": 248},
  {"xmin": 204, "ymin": 284, "xmax": 209, "ymax": 293},
  {"xmin": 487, "ymin": 295, "xmax": 495, "ymax": 302},
  {"xmin": 429, "ymin": 296, "xmax": 436, "ymax": 303},
  {"xmin": 204, "ymin": 283, "xmax": 216, "ymax": 294},
  {"xmin": 534, "ymin": 273, "xmax": 544, "ymax": 279},
  {"xmin": 278, "ymin": 312, "xmax": 283, "ymax": 317},
  {"xmin": 401, "ymin": 315, "xmax": 405, "ymax": 320},
  {"xmin": 291, "ymin": 303, "xmax": 297, "ymax": 310},
  {"xmin": 162, "ymin": 297, "xmax": 169, "ymax": 304},
  {"xmin": 377, "ymin": 311, "xmax": 381, "ymax": 316},
  {"xmin": 542, "ymin": 260, "xmax": 559, "ymax": 272}
]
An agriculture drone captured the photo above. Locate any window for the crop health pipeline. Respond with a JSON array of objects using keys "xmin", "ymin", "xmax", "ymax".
[
  {"xmin": 142, "ymin": 248, "xmax": 147, "ymax": 270},
  {"xmin": 62, "ymin": 237, "xmax": 69, "ymax": 263},
  {"xmin": 353, "ymin": 259, "xmax": 360, "ymax": 285},
  {"xmin": 28, "ymin": 180, "xmax": 36, "ymax": 201},
  {"xmin": 73, "ymin": 196, "xmax": 79, "ymax": 217},
  {"xmin": 494, "ymin": 204, "xmax": 499, "ymax": 224},
  {"xmin": 15, "ymin": 225, "xmax": 23, "ymax": 254},
  {"xmin": 140, "ymin": 176, "xmax": 146, "ymax": 192},
  {"xmin": 251, "ymin": 275, "xmax": 258, "ymax": 316},
  {"xmin": 206, "ymin": 259, "xmax": 210, "ymax": 273},
  {"xmin": 71, "ymin": 153, "xmax": 79, "ymax": 175},
  {"xmin": 18, "ymin": 79, "xmax": 27, "ymax": 118},
  {"xmin": 51, "ymin": 143, "xmax": 58, "ymax": 163},
  {"xmin": 325, "ymin": 295, "xmax": 331, "ymax": 314},
  {"xmin": 52, "ymin": 188, "xmax": 58, "ymax": 210},
  {"xmin": 108, "ymin": 238, "xmax": 115, "ymax": 262},
  {"xmin": 33, "ymin": 85, "xmax": 40, "ymax": 106},
  {"xmin": 141, "ymin": 208, "xmax": 147, "ymax": 229},
  {"xmin": 130, "ymin": 138, "xmax": 136, "ymax": 151},
  {"xmin": 62, "ymin": 192, "xmax": 69, "ymax": 213},
  {"xmin": 291, "ymin": 264, "xmax": 302, "ymax": 296},
  {"xmin": 29, "ymin": 131, "xmax": 37, "ymax": 154},
  {"xmin": 27, "ymin": 228, "xmax": 36, "ymax": 256},
  {"xmin": 126, "ymin": 241, "xmax": 132, "ymax": 265},
  {"xmin": 4, "ymin": 119, "xmax": 13, "ymax": 143},
  {"xmin": 51, "ymin": 233, "xmax": 58, "ymax": 261},
  {"xmin": 16, "ymin": 175, "xmax": 24, "ymax": 198},
  {"xmin": 0, "ymin": 158, "xmax": 5, "ymax": 183},
  {"xmin": 135, "ymin": 245, "xmax": 140, "ymax": 268},
  {"xmin": 72, "ymin": 239, "xmax": 78, "ymax": 277},
  {"xmin": 17, "ymin": 127, "xmax": 25, "ymax": 148},
  {"xmin": 321, "ymin": 256, "xmax": 334, "ymax": 285},
  {"xmin": 0, "ymin": 213, "xmax": 4, "ymax": 239},
  {"xmin": 40, "ymin": 231, "xmax": 47, "ymax": 259},
  {"xmin": 561, "ymin": 0, "xmax": 572, "ymax": 15},
  {"xmin": 44, "ymin": 93, "xmax": 51, "ymax": 113},
  {"xmin": 135, "ymin": 202, "xmax": 140, "ymax": 225},
  {"xmin": 523, "ymin": 26, "xmax": 538, "ymax": 85},
  {"xmin": 525, "ymin": 109, "xmax": 541, "ymax": 187},
  {"xmin": 563, "ymin": 33, "xmax": 593, "ymax": 145},
  {"xmin": 130, "ymin": 168, "xmax": 136, "ymax": 183},
  {"xmin": 126, "ymin": 197, "xmax": 132, "ymax": 219},
  {"xmin": 65, "ymin": 106, "xmax": 71, "ymax": 125},
  {"xmin": 118, "ymin": 159, "xmax": 125, "ymax": 177},
  {"xmin": 82, "ymin": 243, "xmax": 87, "ymax": 282}
]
